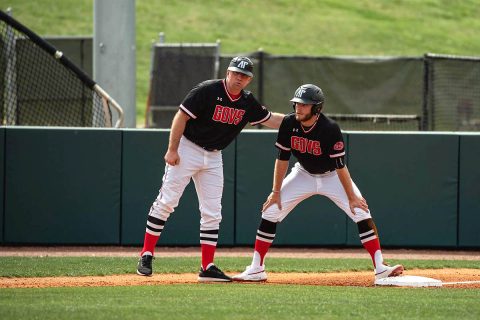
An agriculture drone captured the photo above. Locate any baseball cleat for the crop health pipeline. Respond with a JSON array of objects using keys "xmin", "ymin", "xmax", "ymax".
[
  {"xmin": 198, "ymin": 264, "xmax": 232, "ymax": 282},
  {"xmin": 232, "ymin": 265, "xmax": 267, "ymax": 282},
  {"xmin": 136, "ymin": 254, "xmax": 154, "ymax": 276},
  {"xmin": 375, "ymin": 264, "xmax": 404, "ymax": 280}
]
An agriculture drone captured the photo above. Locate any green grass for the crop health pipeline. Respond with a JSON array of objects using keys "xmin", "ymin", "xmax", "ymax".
[
  {"xmin": 3, "ymin": 0, "xmax": 480, "ymax": 126},
  {"xmin": 0, "ymin": 283, "xmax": 479, "ymax": 320},
  {"xmin": 0, "ymin": 257, "xmax": 479, "ymax": 319},
  {"xmin": 0, "ymin": 257, "xmax": 479, "ymax": 277}
]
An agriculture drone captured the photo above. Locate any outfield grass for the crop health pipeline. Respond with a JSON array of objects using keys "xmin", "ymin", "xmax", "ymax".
[
  {"xmin": 0, "ymin": 279, "xmax": 479, "ymax": 320},
  {"xmin": 0, "ymin": 256, "xmax": 479, "ymax": 277},
  {"xmin": 4, "ymin": 0, "xmax": 480, "ymax": 125},
  {"xmin": 0, "ymin": 257, "xmax": 479, "ymax": 319}
]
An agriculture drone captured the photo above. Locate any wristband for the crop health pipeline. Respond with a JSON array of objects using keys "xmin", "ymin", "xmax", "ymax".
[{"xmin": 272, "ymin": 190, "xmax": 280, "ymax": 193}]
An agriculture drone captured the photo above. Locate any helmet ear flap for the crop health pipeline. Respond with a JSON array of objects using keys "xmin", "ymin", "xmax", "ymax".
[
  {"xmin": 293, "ymin": 102, "xmax": 322, "ymax": 114},
  {"xmin": 315, "ymin": 103, "xmax": 324, "ymax": 114}
]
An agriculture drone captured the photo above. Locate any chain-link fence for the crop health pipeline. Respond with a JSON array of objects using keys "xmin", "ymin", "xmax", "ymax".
[
  {"xmin": 423, "ymin": 53, "xmax": 480, "ymax": 131},
  {"xmin": 0, "ymin": 10, "xmax": 123, "ymax": 127},
  {"xmin": 145, "ymin": 42, "xmax": 220, "ymax": 128}
]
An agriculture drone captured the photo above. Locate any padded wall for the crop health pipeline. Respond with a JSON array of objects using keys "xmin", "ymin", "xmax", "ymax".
[
  {"xmin": 458, "ymin": 135, "xmax": 480, "ymax": 247},
  {"xmin": 4, "ymin": 128, "xmax": 121, "ymax": 244},
  {"xmin": 121, "ymin": 130, "xmax": 235, "ymax": 246},
  {"xmin": 2, "ymin": 128, "xmax": 478, "ymax": 248},
  {"xmin": 346, "ymin": 133, "xmax": 458, "ymax": 247},
  {"xmin": 0, "ymin": 128, "xmax": 4, "ymax": 243},
  {"xmin": 235, "ymin": 131, "xmax": 348, "ymax": 246}
]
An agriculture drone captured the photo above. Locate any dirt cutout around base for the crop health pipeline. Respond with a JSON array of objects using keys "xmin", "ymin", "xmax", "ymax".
[{"xmin": 1, "ymin": 269, "xmax": 479, "ymax": 289}]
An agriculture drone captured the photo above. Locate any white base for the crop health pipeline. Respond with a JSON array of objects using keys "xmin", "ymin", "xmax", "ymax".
[{"xmin": 375, "ymin": 275, "xmax": 442, "ymax": 287}]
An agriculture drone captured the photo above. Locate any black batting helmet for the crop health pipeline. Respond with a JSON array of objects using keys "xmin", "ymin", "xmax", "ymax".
[
  {"xmin": 290, "ymin": 84, "xmax": 325, "ymax": 114},
  {"xmin": 227, "ymin": 56, "xmax": 254, "ymax": 77}
]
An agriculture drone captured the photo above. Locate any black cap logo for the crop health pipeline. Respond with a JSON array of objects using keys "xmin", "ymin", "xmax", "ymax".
[{"xmin": 227, "ymin": 56, "xmax": 253, "ymax": 77}]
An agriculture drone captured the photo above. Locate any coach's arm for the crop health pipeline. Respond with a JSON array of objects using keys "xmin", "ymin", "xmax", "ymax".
[
  {"xmin": 164, "ymin": 110, "xmax": 190, "ymax": 166},
  {"xmin": 262, "ymin": 112, "xmax": 284, "ymax": 129}
]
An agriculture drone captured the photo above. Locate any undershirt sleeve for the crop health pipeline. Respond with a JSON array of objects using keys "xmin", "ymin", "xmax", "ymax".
[
  {"xmin": 334, "ymin": 155, "xmax": 346, "ymax": 169},
  {"xmin": 277, "ymin": 148, "xmax": 291, "ymax": 161},
  {"xmin": 275, "ymin": 117, "xmax": 291, "ymax": 160}
]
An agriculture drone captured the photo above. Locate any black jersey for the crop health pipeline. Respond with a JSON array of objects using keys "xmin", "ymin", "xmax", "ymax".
[
  {"xmin": 180, "ymin": 79, "xmax": 271, "ymax": 150},
  {"xmin": 275, "ymin": 113, "xmax": 345, "ymax": 174}
]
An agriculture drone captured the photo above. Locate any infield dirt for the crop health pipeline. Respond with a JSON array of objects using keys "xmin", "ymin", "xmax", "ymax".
[
  {"xmin": 1, "ymin": 269, "xmax": 480, "ymax": 289},
  {"xmin": 1, "ymin": 247, "xmax": 479, "ymax": 289}
]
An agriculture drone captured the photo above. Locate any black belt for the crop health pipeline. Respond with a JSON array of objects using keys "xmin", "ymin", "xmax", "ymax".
[
  {"xmin": 319, "ymin": 169, "xmax": 334, "ymax": 175},
  {"xmin": 184, "ymin": 136, "xmax": 219, "ymax": 152},
  {"xmin": 310, "ymin": 169, "xmax": 334, "ymax": 175}
]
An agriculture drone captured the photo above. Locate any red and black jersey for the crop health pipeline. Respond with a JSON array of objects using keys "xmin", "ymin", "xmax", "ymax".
[
  {"xmin": 275, "ymin": 112, "xmax": 345, "ymax": 174},
  {"xmin": 180, "ymin": 79, "xmax": 271, "ymax": 150}
]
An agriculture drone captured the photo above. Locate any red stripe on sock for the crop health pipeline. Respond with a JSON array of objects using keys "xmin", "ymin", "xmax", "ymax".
[
  {"xmin": 141, "ymin": 232, "xmax": 159, "ymax": 256},
  {"xmin": 255, "ymin": 239, "xmax": 272, "ymax": 265},
  {"xmin": 363, "ymin": 238, "xmax": 381, "ymax": 267},
  {"xmin": 201, "ymin": 244, "xmax": 216, "ymax": 270}
]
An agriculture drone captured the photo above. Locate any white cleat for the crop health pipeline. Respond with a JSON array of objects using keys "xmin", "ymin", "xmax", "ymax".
[
  {"xmin": 375, "ymin": 264, "xmax": 404, "ymax": 280},
  {"xmin": 232, "ymin": 265, "xmax": 267, "ymax": 282}
]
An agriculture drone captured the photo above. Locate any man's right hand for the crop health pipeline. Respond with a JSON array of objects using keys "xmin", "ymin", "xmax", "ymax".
[
  {"xmin": 262, "ymin": 191, "xmax": 282, "ymax": 212},
  {"xmin": 164, "ymin": 150, "xmax": 180, "ymax": 166}
]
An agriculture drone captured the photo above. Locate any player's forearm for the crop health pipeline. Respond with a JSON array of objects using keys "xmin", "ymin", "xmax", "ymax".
[
  {"xmin": 263, "ymin": 112, "xmax": 284, "ymax": 129},
  {"xmin": 336, "ymin": 166, "xmax": 356, "ymax": 200},
  {"xmin": 272, "ymin": 159, "xmax": 289, "ymax": 192},
  {"xmin": 168, "ymin": 110, "xmax": 189, "ymax": 151}
]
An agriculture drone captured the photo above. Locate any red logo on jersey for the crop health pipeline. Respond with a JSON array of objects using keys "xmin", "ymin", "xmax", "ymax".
[
  {"xmin": 212, "ymin": 105, "xmax": 245, "ymax": 125},
  {"xmin": 291, "ymin": 136, "xmax": 322, "ymax": 155},
  {"xmin": 333, "ymin": 141, "xmax": 344, "ymax": 151}
]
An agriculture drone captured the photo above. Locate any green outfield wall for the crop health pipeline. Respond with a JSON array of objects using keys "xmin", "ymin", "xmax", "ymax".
[
  {"xmin": 0, "ymin": 128, "xmax": 478, "ymax": 248},
  {"xmin": 346, "ymin": 133, "xmax": 458, "ymax": 248},
  {"xmin": 0, "ymin": 128, "xmax": 4, "ymax": 244},
  {"xmin": 458, "ymin": 135, "xmax": 480, "ymax": 247},
  {"xmin": 3, "ymin": 127, "xmax": 121, "ymax": 244}
]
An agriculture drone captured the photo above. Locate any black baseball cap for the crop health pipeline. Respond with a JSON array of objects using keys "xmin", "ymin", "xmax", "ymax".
[{"xmin": 227, "ymin": 56, "xmax": 254, "ymax": 77}]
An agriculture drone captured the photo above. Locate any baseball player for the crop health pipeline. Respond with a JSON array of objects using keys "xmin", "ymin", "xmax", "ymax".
[
  {"xmin": 233, "ymin": 84, "xmax": 404, "ymax": 282},
  {"xmin": 136, "ymin": 56, "xmax": 284, "ymax": 282}
]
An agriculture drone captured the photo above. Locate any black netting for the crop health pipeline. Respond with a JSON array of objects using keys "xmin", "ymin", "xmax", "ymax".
[
  {"xmin": 220, "ymin": 53, "xmax": 424, "ymax": 131},
  {"xmin": 146, "ymin": 47, "xmax": 479, "ymax": 131},
  {"xmin": 147, "ymin": 44, "xmax": 219, "ymax": 128},
  {"xmin": 326, "ymin": 114, "xmax": 421, "ymax": 131},
  {"xmin": 0, "ymin": 13, "xmax": 113, "ymax": 127},
  {"xmin": 220, "ymin": 54, "xmax": 424, "ymax": 117},
  {"xmin": 149, "ymin": 45, "xmax": 218, "ymax": 106},
  {"xmin": 425, "ymin": 55, "xmax": 480, "ymax": 131}
]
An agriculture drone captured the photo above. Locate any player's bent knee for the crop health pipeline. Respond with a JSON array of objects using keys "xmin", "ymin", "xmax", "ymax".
[
  {"xmin": 149, "ymin": 201, "xmax": 174, "ymax": 220},
  {"xmin": 261, "ymin": 212, "xmax": 282, "ymax": 224},
  {"xmin": 350, "ymin": 209, "xmax": 372, "ymax": 223}
]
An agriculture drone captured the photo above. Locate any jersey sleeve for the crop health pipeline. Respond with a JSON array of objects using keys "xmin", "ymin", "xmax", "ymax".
[
  {"xmin": 246, "ymin": 95, "xmax": 271, "ymax": 126},
  {"xmin": 275, "ymin": 117, "xmax": 292, "ymax": 160},
  {"xmin": 179, "ymin": 82, "xmax": 208, "ymax": 119},
  {"xmin": 328, "ymin": 122, "xmax": 346, "ymax": 158}
]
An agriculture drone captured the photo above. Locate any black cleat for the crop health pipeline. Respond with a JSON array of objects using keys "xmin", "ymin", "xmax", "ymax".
[
  {"xmin": 137, "ymin": 254, "xmax": 154, "ymax": 276},
  {"xmin": 198, "ymin": 264, "xmax": 232, "ymax": 282}
]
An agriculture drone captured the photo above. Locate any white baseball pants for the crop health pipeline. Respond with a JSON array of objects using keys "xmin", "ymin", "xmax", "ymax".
[
  {"xmin": 149, "ymin": 136, "xmax": 223, "ymax": 230},
  {"xmin": 262, "ymin": 162, "xmax": 372, "ymax": 223}
]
